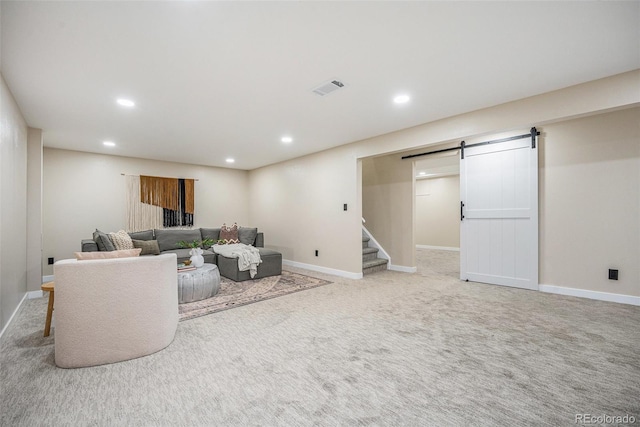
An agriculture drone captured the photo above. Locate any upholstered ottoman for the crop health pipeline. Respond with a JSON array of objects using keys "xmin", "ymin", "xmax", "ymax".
[
  {"xmin": 177, "ymin": 264, "xmax": 221, "ymax": 303},
  {"xmin": 217, "ymin": 248, "xmax": 282, "ymax": 282}
]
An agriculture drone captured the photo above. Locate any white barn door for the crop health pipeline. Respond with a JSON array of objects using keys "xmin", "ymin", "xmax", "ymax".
[{"xmin": 460, "ymin": 133, "xmax": 538, "ymax": 290}]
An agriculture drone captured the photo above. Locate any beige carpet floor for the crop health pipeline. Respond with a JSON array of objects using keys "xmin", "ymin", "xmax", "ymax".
[{"xmin": 1, "ymin": 249, "xmax": 639, "ymax": 426}]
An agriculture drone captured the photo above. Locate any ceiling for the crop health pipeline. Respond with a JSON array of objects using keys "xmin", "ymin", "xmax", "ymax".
[
  {"xmin": 2, "ymin": 2, "xmax": 638, "ymax": 170},
  {"xmin": 415, "ymin": 151, "xmax": 459, "ymax": 180}
]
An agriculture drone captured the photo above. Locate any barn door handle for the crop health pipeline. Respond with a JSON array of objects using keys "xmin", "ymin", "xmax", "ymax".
[{"xmin": 460, "ymin": 201, "xmax": 465, "ymax": 221}]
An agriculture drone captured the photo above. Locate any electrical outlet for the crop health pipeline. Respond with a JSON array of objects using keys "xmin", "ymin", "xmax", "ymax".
[
  {"xmin": 608, "ymin": 269, "xmax": 618, "ymax": 280},
  {"xmin": 315, "ymin": 250, "xmax": 319, "ymax": 257},
  {"xmin": 48, "ymin": 257, "xmax": 54, "ymax": 265}
]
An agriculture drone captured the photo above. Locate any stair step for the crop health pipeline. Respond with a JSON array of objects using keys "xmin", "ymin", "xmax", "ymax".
[
  {"xmin": 363, "ymin": 258, "xmax": 388, "ymax": 275},
  {"xmin": 362, "ymin": 237, "xmax": 370, "ymax": 249},
  {"xmin": 362, "ymin": 231, "xmax": 386, "ymax": 274},
  {"xmin": 363, "ymin": 252, "xmax": 377, "ymax": 262},
  {"xmin": 362, "ymin": 246, "xmax": 379, "ymax": 262},
  {"xmin": 363, "ymin": 258, "xmax": 388, "ymax": 269},
  {"xmin": 363, "ymin": 257, "xmax": 388, "ymax": 268}
]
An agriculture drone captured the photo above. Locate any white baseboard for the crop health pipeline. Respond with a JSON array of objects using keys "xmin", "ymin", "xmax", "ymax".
[
  {"xmin": 28, "ymin": 290, "xmax": 44, "ymax": 299},
  {"xmin": 0, "ymin": 292, "xmax": 29, "ymax": 341},
  {"xmin": 416, "ymin": 245, "xmax": 460, "ymax": 251},
  {"xmin": 539, "ymin": 284, "xmax": 640, "ymax": 306},
  {"xmin": 42, "ymin": 275, "xmax": 54, "ymax": 283},
  {"xmin": 389, "ymin": 264, "xmax": 417, "ymax": 273},
  {"xmin": 282, "ymin": 259, "xmax": 363, "ymax": 280}
]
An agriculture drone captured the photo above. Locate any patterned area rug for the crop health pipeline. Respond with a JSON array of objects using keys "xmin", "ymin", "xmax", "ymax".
[{"xmin": 178, "ymin": 270, "xmax": 332, "ymax": 321}]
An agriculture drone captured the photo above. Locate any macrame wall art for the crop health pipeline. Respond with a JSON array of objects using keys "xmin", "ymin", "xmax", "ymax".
[{"xmin": 125, "ymin": 174, "xmax": 195, "ymax": 231}]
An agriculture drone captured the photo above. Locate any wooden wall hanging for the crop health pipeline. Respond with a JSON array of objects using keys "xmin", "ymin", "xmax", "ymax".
[{"xmin": 125, "ymin": 174, "xmax": 195, "ymax": 231}]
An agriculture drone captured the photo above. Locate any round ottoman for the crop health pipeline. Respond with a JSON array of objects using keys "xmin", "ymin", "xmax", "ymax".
[{"xmin": 177, "ymin": 263, "xmax": 221, "ymax": 303}]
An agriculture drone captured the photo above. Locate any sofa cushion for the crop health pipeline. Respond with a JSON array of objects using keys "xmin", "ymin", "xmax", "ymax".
[
  {"xmin": 82, "ymin": 239, "xmax": 99, "ymax": 252},
  {"xmin": 154, "ymin": 229, "xmax": 203, "ymax": 252},
  {"xmin": 255, "ymin": 232, "xmax": 264, "ymax": 248},
  {"xmin": 132, "ymin": 239, "xmax": 161, "ymax": 255},
  {"xmin": 220, "ymin": 223, "xmax": 239, "ymax": 244},
  {"xmin": 74, "ymin": 248, "xmax": 142, "ymax": 260},
  {"xmin": 109, "ymin": 230, "xmax": 135, "ymax": 250},
  {"xmin": 238, "ymin": 227, "xmax": 258, "ymax": 246},
  {"xmin": 200, "ymin": 228, "xmax": 221, "ymax": 247},
  {"xmin": 93, "ymin": 229, "xmax": 115, "ymax": 252},
  {"xmin": 128, "ymin": 229, "xmax": 154, "ymax": 241},
  {"xmin": 217, "ymin": 247, "xmax": 282, "ymax": 282}
]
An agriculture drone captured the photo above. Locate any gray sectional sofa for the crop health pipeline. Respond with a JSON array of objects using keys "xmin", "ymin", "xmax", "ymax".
[{"xmin": 81, "ymin": 227, "xmax": 282, "ymax": 281}]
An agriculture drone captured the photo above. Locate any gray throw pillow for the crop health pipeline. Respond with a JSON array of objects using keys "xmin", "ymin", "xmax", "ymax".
[
  {"xmin": 128, "ymin": 229, "xmax": 154, "ymax": 241},
  {"xmin": 200, "ymin": 228, "xmax": 221, "ymax": 247},
  {"xmin": 238, "ymin": 227, "xmax": 258, "ymax": 246},
  {"xmin": 93, "ymin": 229, "xmax": 115, "ymax": 251},
  {"xmin": 132, "ymin": 239, "xmax": 161, "ymax": 255}
]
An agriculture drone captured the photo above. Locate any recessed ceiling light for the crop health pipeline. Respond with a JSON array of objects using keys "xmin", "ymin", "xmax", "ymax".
[
  {"xmin": 103, "ymin": 141, "xmax": 116, "ymax": 147},
  {"xmin": 281, "ymin": 136, "xmax": 293, "ymax": 143},
  {"xmin": 225, "ymin": 158, "xmax": 235, "ymax": 163},
  {"xmin": 418, "ymin": 171, "xmax": 426, "ymax": 176},
  {"xmin": 116, "ymin": 98, "xmax": 135, "ymax": 107},
  {"xmin": 393, "ymin": 95, "xmax": 410, "ymax": 104}
]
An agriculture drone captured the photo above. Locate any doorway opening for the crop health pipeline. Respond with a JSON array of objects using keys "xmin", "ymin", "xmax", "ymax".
[{"xmin": 414, "ymin": 148, "xmax": 461, "ymax": 278}]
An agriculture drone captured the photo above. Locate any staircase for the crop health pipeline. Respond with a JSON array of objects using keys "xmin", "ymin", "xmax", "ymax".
[{"xmin": 362, "ymin": 234, "xmax": 388, "ymax": 275}]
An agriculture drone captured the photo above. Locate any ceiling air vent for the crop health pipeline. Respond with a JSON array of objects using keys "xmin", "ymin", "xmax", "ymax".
[{"xmin": 312, "ymin": 79, "xmax": 346, "ymax": 96}]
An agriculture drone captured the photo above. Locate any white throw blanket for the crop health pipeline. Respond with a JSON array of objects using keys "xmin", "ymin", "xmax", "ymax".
[{"xmin": 212, "ymin": 243, "xmax": 262, "ymax": 278}]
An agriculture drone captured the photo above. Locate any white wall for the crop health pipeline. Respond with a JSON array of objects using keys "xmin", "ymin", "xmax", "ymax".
[
  {"xmin": 415, "ymin": 175, "xmax": 460, "ymax": 249},
  {"xmin": 248, "ymin": 147, "xmax": 362, "ymax": 275},
  {"xmin": 42, "ymin": 148, "xmax": 250, "ymax": 279},
  {"xmin": 539, "ymin": 107, "xmax": 640, "ymax": 296},
  {"xmin": 27, "ymin": 128, "xmax": 43, "ymax": 292},
  {"xmin": 0, "ymin": 73, "xmax": 28, "ymax": 331}
]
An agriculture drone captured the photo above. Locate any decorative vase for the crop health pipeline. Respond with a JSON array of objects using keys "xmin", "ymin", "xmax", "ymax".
[{"xmin": 189, "ymin": 247, "xmax": 205, "ymax": 268}]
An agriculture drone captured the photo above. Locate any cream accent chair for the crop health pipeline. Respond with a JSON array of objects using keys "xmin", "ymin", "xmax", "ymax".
[{"xmin": 53, "ymin": 253, "xmax": 178, "ymax": 368}]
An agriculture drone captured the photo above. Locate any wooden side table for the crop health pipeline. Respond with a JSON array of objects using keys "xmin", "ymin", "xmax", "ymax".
[{"xmin": 41, "ymin": 281, "xmax": 54, "ymax": 337}]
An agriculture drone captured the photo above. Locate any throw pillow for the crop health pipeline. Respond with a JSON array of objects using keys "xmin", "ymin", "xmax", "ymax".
[
  {"xmin": 219, "ymin": 223, "xmax": 240, "ymax": 244},
  {"xmin": 132, "ymin": 239, "xmax": 161, "ymax": 255},
  {"xmin": 238, "ymin": 227, "xmax": 258, "ymax": 246},
  {"xmin": 200, "ymin": 228, "xmax": 221, "ymax": 247},
  {"xmin": 93, "ymin": 229, "xmax": 116, "ymax": 252},
  {"xmin": 128, "ymin": 229, "xmax": 154, "ymax": 241},
  {"xmin": 109, "ymin": 230, "xmax": 135, "ymax": 250},
  {"xmin": 74, "ymin": 248, "xmax": 142, "ymax": 260},
  {"xmin": 216, "ymin": 239, "xmax": 237, "ymax": 245}
]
